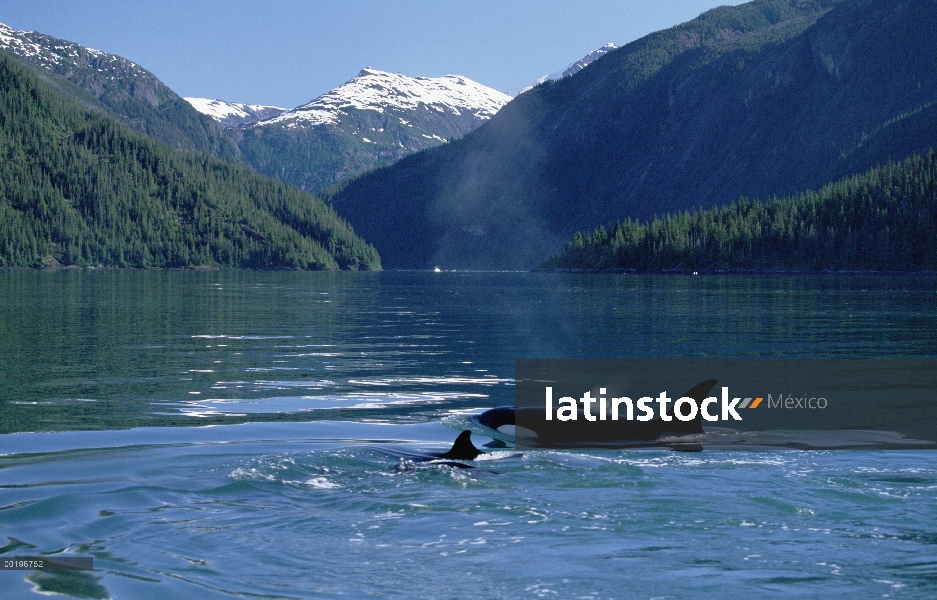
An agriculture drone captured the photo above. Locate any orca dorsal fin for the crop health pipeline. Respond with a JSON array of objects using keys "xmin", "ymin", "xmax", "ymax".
[
  {"xmin": 663, "ymin": 379, "xmax": 719, "ymax": 435},
  {"xmin": 682, "ymin": 379, "xmax": 718, "ymax": 402},
  {"xmin": 437, "ymin": 430, "xmax": 482, "ymax": 460}
]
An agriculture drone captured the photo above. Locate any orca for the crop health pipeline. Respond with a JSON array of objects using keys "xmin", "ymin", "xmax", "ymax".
[
  {"xmin": 388, "ymin": 430, "xmax": 484, "ymax": 471},
  {"xmin": 433, "ymin": 430, "xmax": 483, "ymax": 460},
  {"xmin": 475, "ymin": 379, "xmax": 718, "ymax": 450}
]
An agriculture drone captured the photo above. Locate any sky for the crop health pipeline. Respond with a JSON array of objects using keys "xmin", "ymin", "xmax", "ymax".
[{"xmin": 1, "ymin": 0, "xmax": 746, "ymax": 108}]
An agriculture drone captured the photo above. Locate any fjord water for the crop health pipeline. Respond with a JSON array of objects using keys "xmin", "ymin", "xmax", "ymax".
[{"xmin": 1, "ymin": 270, "xmax": 936, "ymax": 598}]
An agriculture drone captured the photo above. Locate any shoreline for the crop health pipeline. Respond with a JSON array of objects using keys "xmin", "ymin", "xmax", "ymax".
[
  {"xmin": 0, "ymin": 263, "xmax": 380, "ymax": 272},
  {"xmin": 535, "ymin": 267, "xmax": 937, "ymax": 275}
]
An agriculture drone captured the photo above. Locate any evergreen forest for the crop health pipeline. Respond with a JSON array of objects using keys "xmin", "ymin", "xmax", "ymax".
[
  {"xmin": 543, "ymin": 151, "xmax": 937, "ymax": 272},
  {"xmin": 0, "ymin": 53, "xmax": 380, "ymax": 270}
]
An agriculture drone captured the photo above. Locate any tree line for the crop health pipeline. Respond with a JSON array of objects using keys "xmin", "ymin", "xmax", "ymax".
[{"xmin": 543, "ymin": 150, "xmax": 937, "ymax": 272}]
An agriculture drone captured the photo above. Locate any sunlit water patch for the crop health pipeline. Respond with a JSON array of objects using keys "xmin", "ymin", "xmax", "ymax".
[{"xmin": 154, "ymin": 391, "xmax": 491, "ymax": 417}]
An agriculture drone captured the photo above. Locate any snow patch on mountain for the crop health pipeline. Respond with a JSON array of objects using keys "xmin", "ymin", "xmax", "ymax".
[
  {"xmin": 511, "ymin": 43, "xmax": 617, "ymax": 96},
  {"xmin": 557, "ymin": 43, "xmax": 617, "ymax": 79},
  {"xmin": 184, "ymin": 98, "xmax": 287, "ymax": 127},
  {"xmin": 256, "ymin": 68, "xmax": 511, "ymax": 128}
]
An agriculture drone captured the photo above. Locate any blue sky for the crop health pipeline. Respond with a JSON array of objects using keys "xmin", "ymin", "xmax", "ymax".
[{"xmin": 2, "ymin": 0, "xmax": 745, "ymax": 108}]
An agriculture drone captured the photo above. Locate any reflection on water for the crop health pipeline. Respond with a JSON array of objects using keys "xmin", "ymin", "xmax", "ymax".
[
  {"xmin": 1, "ymin": 270, "xmax": 936, "ymax": 433},
  {"xmin": 153, "ymin": 390, "xmax": 490, "ymax": 417}
]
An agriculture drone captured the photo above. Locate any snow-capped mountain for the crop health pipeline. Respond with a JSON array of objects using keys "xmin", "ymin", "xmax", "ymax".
[
  {"xmin": 511, "ymin": 43, "xmax": 617, "ymax": 96},
  {"xmin": 261, "ymin": 68, "xmax": 510, "ymax": 128},
  {"xmin": 184, "ymin": 98, "xmax": 287, "ymax": 127},
  {"xmin": 234, "ymin": 68, "xmax": 512, "ymax": 192},
  {"xmin": 0, "ymin": 21, "xmax": 239, "ymax": 160}
]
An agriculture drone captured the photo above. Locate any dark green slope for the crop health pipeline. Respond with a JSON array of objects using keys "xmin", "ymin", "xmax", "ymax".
[
  {"xmin": 0, "ymin": 54, "xmax": 380, "ymax": 270},
  {"xmin": 328, "ymin": 0, "xmax": 937, "ymax": 269},
  {"xmin": 543, "ymin": 150, "xmax": 937, "ymax": 271},
  {"xmin": 0, "ymin": 27, "xmax": 241, "ymax": 162}
]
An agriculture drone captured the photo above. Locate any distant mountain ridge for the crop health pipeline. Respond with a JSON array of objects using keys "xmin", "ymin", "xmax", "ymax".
[
  {"xmin": 183, "ymin": 97, "xmax": 287, "ymax": 127},
  {"xmin": 226, "ymin": 68, "xmax": 511, "ymax": 193},
  {"xmin": 326, "ymin": 0, "xmax": 937, "ymax": 269},
  {"xmin": 557, "ymin": 43, "xmax": 618, "ymax": 79},
  {"xmin": 0, "ymin": 21, "xmax": 241, "ymax": 161},
  {"xmin": 511, "ymin": 43, "xmax": 617, "ymax": 96}
]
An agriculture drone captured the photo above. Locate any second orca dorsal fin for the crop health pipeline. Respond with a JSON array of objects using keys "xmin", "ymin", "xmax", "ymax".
[
  {"xmin": 662, "ymin": 379, "xmax": 719, "ymax": 435},
  {"xmin": 436, "ymin": 430, "xmax": 482, "ymax": 460},
  {"xmin": 682, "ymin": 379, "xmax": 718, "ymax": 402}
]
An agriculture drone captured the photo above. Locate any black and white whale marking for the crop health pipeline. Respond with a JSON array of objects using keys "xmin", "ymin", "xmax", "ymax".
[{"xmin": 475, "ymin": 379, "xmax": 718, "ymax": 449}]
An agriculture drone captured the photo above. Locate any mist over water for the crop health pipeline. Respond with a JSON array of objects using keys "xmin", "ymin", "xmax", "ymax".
[
  {"xmin": 1, "ymin": 270, "xmax": 936, "ymax": 598},
  {"xmin": 428, "ymin": 94, "xmax": 564, "ymax": 270}
]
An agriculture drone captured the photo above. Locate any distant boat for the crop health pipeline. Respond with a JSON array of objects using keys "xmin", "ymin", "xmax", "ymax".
[{"xmin": 434, "ymin": 266, "xmax": 441, "ymax": 272}]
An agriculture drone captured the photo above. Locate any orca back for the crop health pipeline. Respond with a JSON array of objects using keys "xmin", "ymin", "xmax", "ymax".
[{"xmin": 477, "ymin": 406, "xmax": 514, "ymax": 431}]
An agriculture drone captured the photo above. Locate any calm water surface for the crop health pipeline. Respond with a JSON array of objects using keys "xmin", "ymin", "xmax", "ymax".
[{"xmin": 1, "ymin": 270, "xmax": 936, "ymax": 598}]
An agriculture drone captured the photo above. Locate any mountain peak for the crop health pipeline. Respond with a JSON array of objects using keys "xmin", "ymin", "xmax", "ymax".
[{"xmin": 256, "ymin": 68, "xmax": 510, "ymax": 128}]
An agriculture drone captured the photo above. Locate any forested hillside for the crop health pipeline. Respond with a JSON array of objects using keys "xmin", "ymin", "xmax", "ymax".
[
  {"xmin": 0, "ymin": 24, "xmax": 241, "ymax": 161},
  {"xmin": 0, "ymin": 54, "xmax": 380, "ymax": 270},
  {"xmin": 327, "ymin": 0, "xmax": 937, "ymax": 269},
  {"xmin": 543, "ymin": 151, "xmax": 937, "ymax": 272}
]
